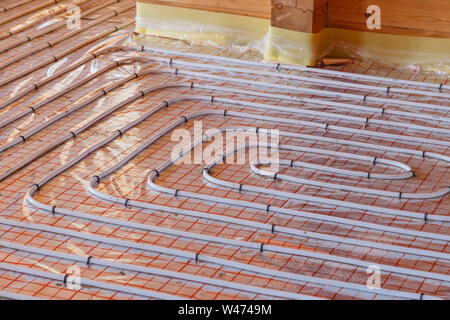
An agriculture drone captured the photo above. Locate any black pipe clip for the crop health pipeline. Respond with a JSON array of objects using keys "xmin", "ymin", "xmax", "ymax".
[{"xmin": 150, "ymin": 169, "xmax": 160, "ymax": 178}]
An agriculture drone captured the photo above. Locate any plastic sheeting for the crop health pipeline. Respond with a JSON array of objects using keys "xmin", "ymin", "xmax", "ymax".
[{"xmin": 0, "ymin": 0, "xmax": 448, "ymax": 300}]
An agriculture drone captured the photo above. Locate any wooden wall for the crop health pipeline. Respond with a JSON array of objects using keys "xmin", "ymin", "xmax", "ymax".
[
  {"xmin": 139, "ymin": 0, "xmax": 271, "ymax": 19},
  {"xmin": 271, "ymin": 0, "xmax": 450, "ymax": 38},
  {"xmin": 327, "ymin": 0, "xmax": 450, "ymax": 38},
  {"xmin": 139, "ymin": 0, "xmax": 450, "ymax": 38}
]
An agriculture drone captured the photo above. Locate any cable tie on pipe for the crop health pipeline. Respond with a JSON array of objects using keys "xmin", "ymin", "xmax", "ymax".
[
  {"xmin": 367, "ymin": 172, "xmax": 371, "ymax": 179},
  {"xmin": 169, "ymin": 58, "xmax": 173, "ymax": 67},
  {"xmin": 424, "ymin": 213, "xmax": 428, "ymax": 222},
  {"xmin": 7, "ymin": 31, "xmax": 13, "ymax": 36},
  {"xmin": 86, "ymin": 256, "xmax": 93, "ymax": 266},
  {"xmin": 113, "ymin": 26, "xmax": 119, "ymax": 32},
  {"xmin": 162, "ymin": 100, "xmax": 169, "ymax": 108},
  {"xmin": 266, "ymin": 204, "xmax": 271, "ymax": 213},
  {"xmin": 260, "ymin": 243, "xmax": 264, "ymax": 252},
  {"xmin": 51, "ymin": 206, "xmax": 56, "ymax": 214},
  {"xmin": 181, "ymin": 116, "xmax": 188, "ymax": 123},
  {"xmin": 150, "ymin": 169, "xmax": 160, "ymax": 178},
  {"xmin": 133, "ymin": 72, "xmax": 139, "ymax": 78},
  {"xmin": 139, "ymin": 90, "xmax": 145, "ymax": 97},
  {"xmin": 365, "ymin": 118, "xmax": 369, "ymax": 124},
  {"xmin": 114, "ymin": 61, "xmax": 120, "ymax": 67},
  {"xmin": 33, "ymin": 83, "xmax": 38, "ymax": 90},
  {"xmin": 47, "ymin": 42, "xmax": 52, "ymax": 48},
  {"xmin": 238, "ymin": 184, "xmax": 243, "ymax": 193},
  {"xmin": 29, "ymin": 107, "xmax": 35, "ymax": 113},
  {"xmin": 26, "ymin": 36, "xmax": 31, "ymax": 42},
  {"xmin": 190, "ymin": 82, "xmax": 194, "ymax": 89},
  {"xmin": 202, "ymin": 168, "xmax": 210, "ymax": 175},
  {"xmin": 290, "ymin": 160, "xmax": 294, "ymax": 168},
  {"xmin": 324, "ymin": 123, "xmax": 329, "ymax": 131},
  {"xmin": 19, "ymin": 135, "xmax": 26, "ymax": 142},
  {"xmin": 363, "ymin": 94, "xmax": 368, "ymax": 102},
  {"xmin": 63, "ymin": 274, "xmax": 68, "ymax": 286},
  {"xmin": 31, "ymin": 183, "xmax": 40, "ymax": 191},
  {"xmin": 195, "ymin": 253, "xmax": 200, "ymax": 262},
  {"xmin": 276, "ymin": 64, "xmax": 281, "ymax": 71},
  {"xmin": 386, "ymin": 86, "xmax": 391, "ymax": 94},
  {"xmin": 93, "ymin": 175, "xmax": 100, "ymax": 184},
  {"xmin": 273, "ymin": 173, "xmax": 278, "ymax": 180},
  {"xmin": 210, "ymin": 96, "xmax": 214, "ymax": 103},
  {"xmin": 255, "ymin": 127, "xmax": 260, "ymax": 134},
  {"xmin": 69, "ymin": 131, "xmax": 76, "ymax": 139},
  {"xmin": 398, "ymin": 192, "xmax": 402, "ymax": 199},
  {"xmin": 174, "ymin": 69, "xmax": 179, "ymax": 75},
  {"xmin": 124, "ymin": 199, "xmax": 130, "ymax": 207},
  {"xmin": 116, "ymin": 129, "xmax": 122, "ymax": 137},
  {"xmin": 101, "ymin": 89, "xmax": 107, "ymax": 96},
  {"xmin": 271, "ymin": 224, "xmax": 275, "ymax": 234},
  {"xmin": 438, "ymin": 83, "xmax": 443, "ymax": 92},
  {"xmin": 113, "ymin": 10, "xmax": 119, "ymax": 16},
  {"xmin": 174, "ymin": 189, "xmax": 179, "ymax": 197},
  {"xmin": 52, "ymin": 56, "xmax": 58, "ymax": 62},
  {"xmin": 422, "ymin": 151, "xmax": 426, "ymax": 158},
  {"xmin": 419, "ymin": 293, "xmax": 424, "ymax": 300},
  {"xmin": 410, "ymin": 170, "xmax": 415, "ymax": 177},
  {"xmin": 372, "ymin": 157, "xmax": 377, "ymax": 165},
  {"xmin": 141, "ymin": 45, "xmax": 145, "ymax": 52}
]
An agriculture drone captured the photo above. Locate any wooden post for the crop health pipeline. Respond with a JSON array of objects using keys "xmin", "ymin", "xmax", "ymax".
[{"xmin": 271, "ymin": 0, "xmax": 328, "ymax": 33}]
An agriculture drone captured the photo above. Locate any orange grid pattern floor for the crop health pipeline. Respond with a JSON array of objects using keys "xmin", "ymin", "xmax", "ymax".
[{"xmin": 0, "ymin": 0, "xmax": 448, "ymax": 300}]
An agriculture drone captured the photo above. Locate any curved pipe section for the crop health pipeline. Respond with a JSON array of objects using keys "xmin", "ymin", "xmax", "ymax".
[
  {"xmin": 202, "ymin": 142, "xmax": 447, "ymax": 200},
  {"xmin": 16, "ymin": 93, "xmax": 448, "ymax": 298},
  {"xmin": 11, "ymin": 89, "xmax": 444, "ymax": 243},
  {"xmin": 3, "ymin": 74, "xmax": 449, "ymax": 184}
]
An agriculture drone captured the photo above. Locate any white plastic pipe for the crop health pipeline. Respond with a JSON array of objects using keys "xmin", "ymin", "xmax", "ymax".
[
  {"xmin": 1, "ymin": 218, "xmax": 436, "ymax": 300},
  {"xmin": 0, "ymin": 290, "xmax": 40, "ymax": 300},
  {"xmin": 0, "ymin": 240, "xmax": 315, "ymax": 300},
  {"xmin": 141, "ymin": 46, "xmax": 450, "ymax": 92},
  {"xmin": 0, "ymin": 261, "xmax": 183, "ymax": 300}
]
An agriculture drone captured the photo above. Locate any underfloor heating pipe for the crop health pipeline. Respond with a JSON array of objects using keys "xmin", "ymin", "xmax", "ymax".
[{"xmin": 0, "ymin": 240, "xmax": 320, "ymax": 300}]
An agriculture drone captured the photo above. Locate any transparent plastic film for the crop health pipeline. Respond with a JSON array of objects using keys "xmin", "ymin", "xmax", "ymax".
[
  {"xmin": 135, "ymin": 2, "xmax": 270, "ymax": 49},
  {"xmin": 0, "ymin": 0, "xmax": 448, "ymax": 300}
]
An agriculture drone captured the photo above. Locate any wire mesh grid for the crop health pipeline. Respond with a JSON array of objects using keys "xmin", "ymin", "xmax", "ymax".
[{"xmin": 0, "ymin": 0, "xmax": 448, "ymax": 300}]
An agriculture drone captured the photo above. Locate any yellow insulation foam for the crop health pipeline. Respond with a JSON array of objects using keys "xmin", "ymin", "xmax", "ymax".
[
  {"xmin": 136, "ymin": 2, "xmax": 450, "ymax": 71},
  {"xmin": 263, "ymin": 27, "xmax": 328, "ymax": 66},
  {"xmin": 325, "ymin": 28, "xmax": 450, "ymax": 73},
  {"xmin": 135, "ymin": 2, "xmax": 269, "ymax": 47}
]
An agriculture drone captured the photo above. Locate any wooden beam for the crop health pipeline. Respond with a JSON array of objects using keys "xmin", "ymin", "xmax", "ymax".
[{"xmin": 271, "ymin": 0, "xmax": 328, "ymax": 33}]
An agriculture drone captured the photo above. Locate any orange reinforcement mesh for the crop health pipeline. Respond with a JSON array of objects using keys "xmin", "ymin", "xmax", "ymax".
[{"xmin": 0, "ymin": 0, "xmax": 448, "ymax": 300}]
